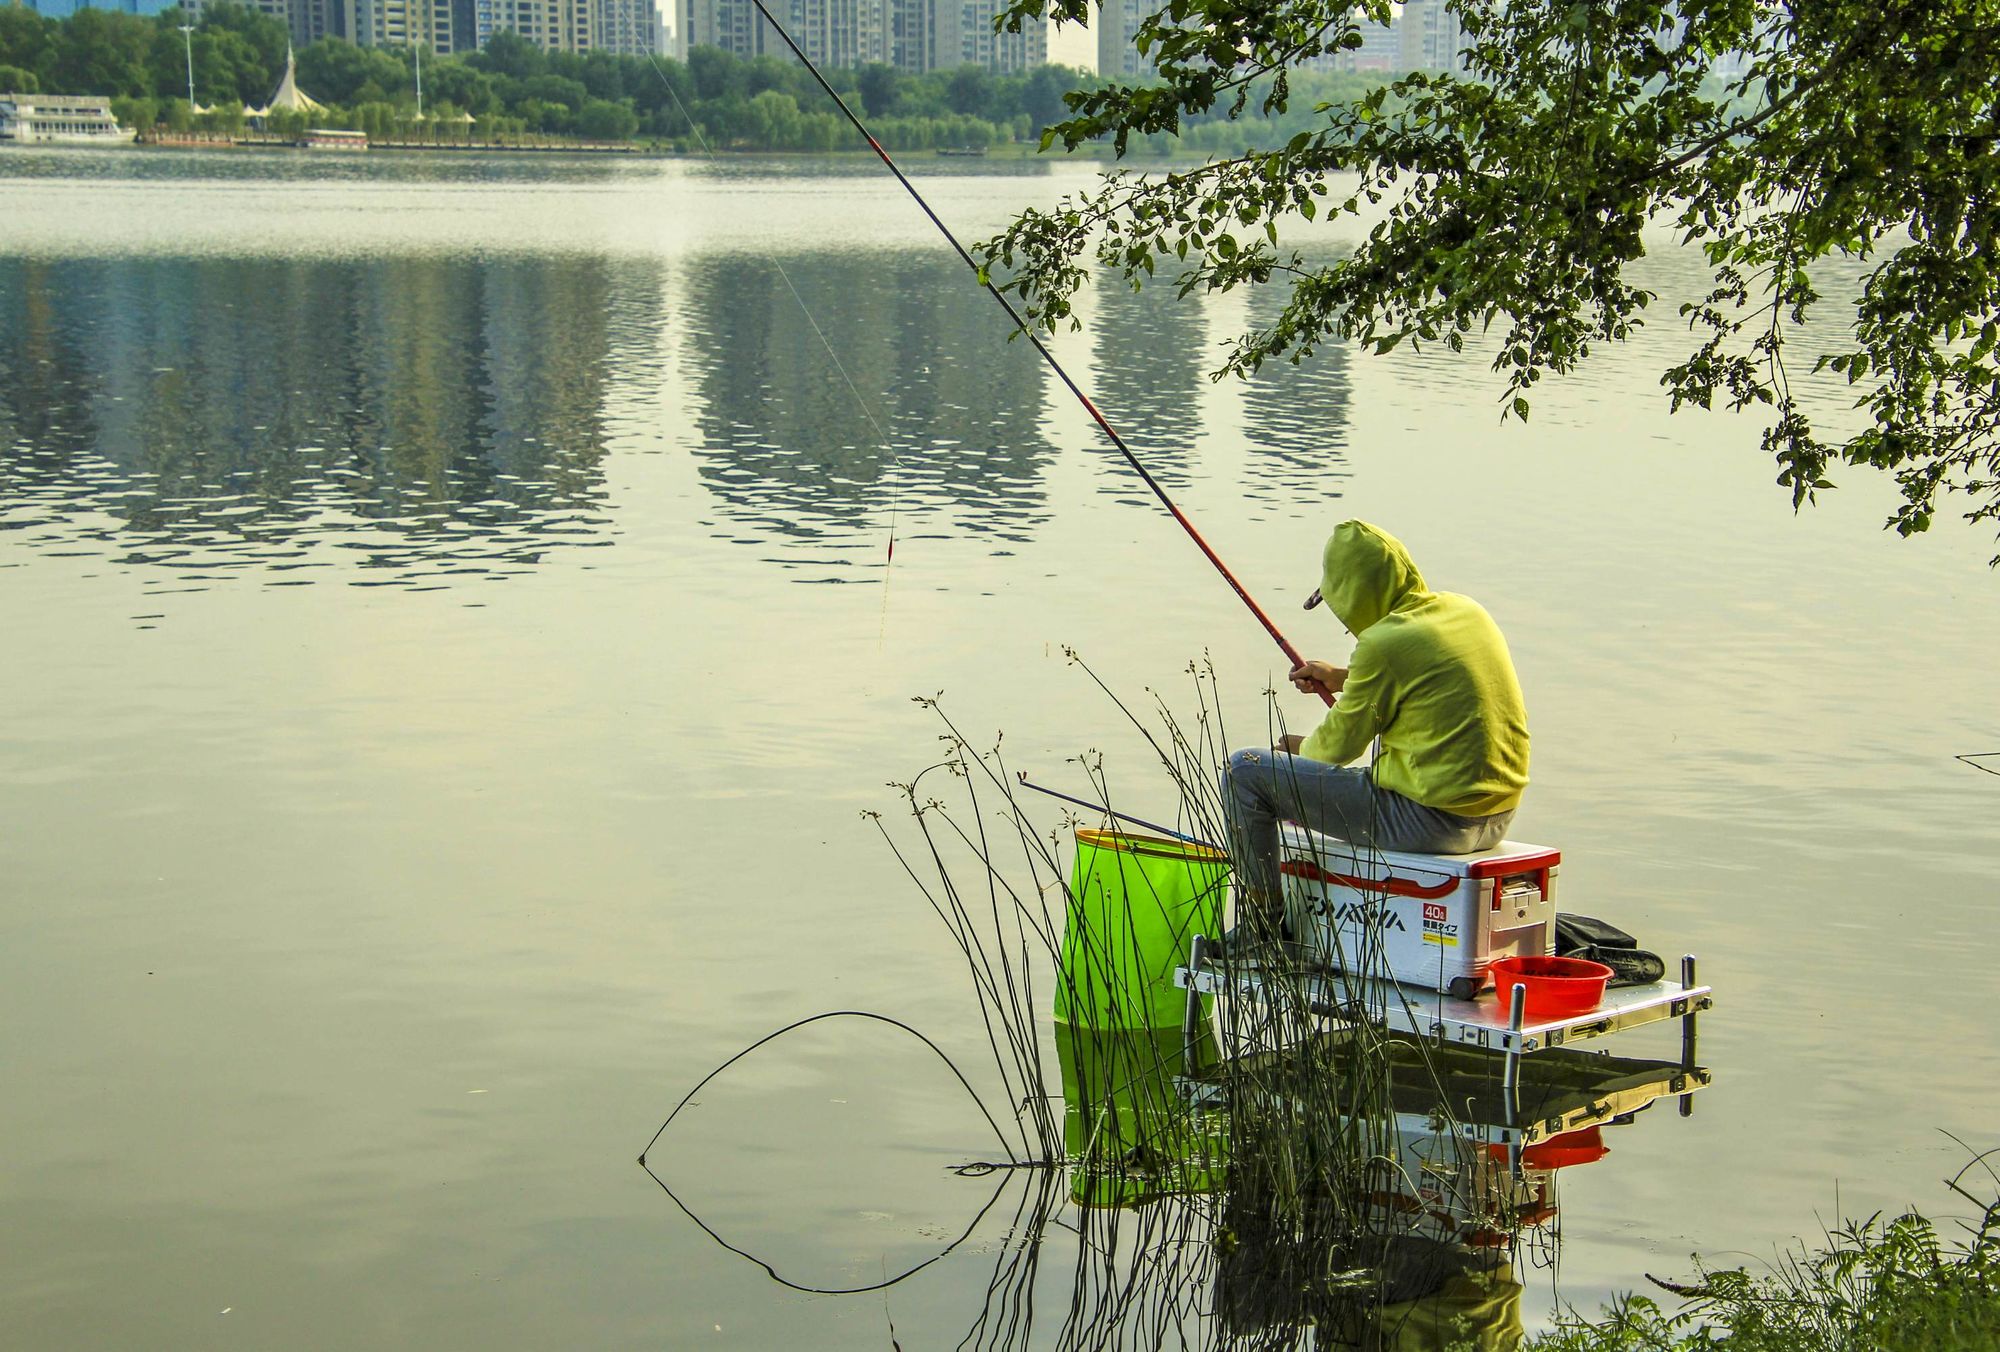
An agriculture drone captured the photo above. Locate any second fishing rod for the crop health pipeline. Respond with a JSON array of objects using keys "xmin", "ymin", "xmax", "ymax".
[{"xmin": 743, "ymin": 0, "xmax": 1329, "ymax": 705}]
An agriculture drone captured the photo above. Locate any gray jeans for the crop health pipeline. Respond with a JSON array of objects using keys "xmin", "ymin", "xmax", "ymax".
[{"xmin": 1221, "ymin": 749, "xmax": 1515, "ymax": 902}]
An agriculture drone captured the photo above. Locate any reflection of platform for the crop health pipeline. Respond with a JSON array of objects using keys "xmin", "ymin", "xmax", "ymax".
[
  {"xmin": 1186, "ymin": 1033, "xmax": 1710, "ymax": 1148},
  {"xmin": 1435, "ymin": 1040, "xmax": 1711, "ymax": 1143},
  {"xmin": 1268, "ymin": 1035, "xmax": 1708, "ymax": 1143}
]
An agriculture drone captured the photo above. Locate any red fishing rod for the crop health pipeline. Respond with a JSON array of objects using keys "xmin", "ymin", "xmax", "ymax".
[{"xmin": 744, "ymin": 0, "xmax": 1328, "ymax": 703}]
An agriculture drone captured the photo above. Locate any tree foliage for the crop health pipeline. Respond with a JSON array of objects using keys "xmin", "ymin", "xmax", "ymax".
[
  {"xmin": 983, "ymin": 0, "xmax": 2000, "ymax": 553},
  {"xmin": 0, "ymin": 2, "xmax": 291, "ymax": 107},
  {"xmin": 1531, "ymin": 1178, "xmax": 2000, "ymax": 1350}
]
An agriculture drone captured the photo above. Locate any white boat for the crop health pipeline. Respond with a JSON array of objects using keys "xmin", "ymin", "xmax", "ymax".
[{"xmin": 0, "ymin": 93, "xmax": 126, "ymax": 145}]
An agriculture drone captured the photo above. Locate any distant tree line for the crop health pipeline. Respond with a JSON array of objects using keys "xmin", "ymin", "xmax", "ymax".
[{"xmin": 0, "ymin": 1, "xmax": 1382, "ymax": 151}]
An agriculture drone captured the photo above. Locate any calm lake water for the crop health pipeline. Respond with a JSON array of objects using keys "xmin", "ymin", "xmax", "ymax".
[{"xmin": 3, "ymin": 146, "xmax": 1996, "ymax": 1350}]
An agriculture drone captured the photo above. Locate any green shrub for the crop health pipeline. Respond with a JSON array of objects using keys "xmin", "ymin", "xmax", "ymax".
[{"xmin": 1531, "ymin": 1181, "xmax": 2000, "ymax": 1352}]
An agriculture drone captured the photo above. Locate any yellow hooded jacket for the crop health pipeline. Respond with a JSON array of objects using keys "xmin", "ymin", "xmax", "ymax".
[{"xmin": 1298, "ymin": 521, "xmax": 1529, "ymax": 817}]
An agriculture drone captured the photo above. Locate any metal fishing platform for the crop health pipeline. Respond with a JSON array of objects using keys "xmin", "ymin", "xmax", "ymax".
[{"xmin": 1173, "ymin": 937, "xmax": 1714, "ymax": 1171}]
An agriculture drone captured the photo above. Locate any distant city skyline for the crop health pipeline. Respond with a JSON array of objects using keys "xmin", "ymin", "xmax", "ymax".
[
  {"xmin": 3, "ymin": 0, "xmax": 1501, "ymax": 78},
  {"xmin": 15, "ymin": 0, "xmax": 668, "ymax": 56}
]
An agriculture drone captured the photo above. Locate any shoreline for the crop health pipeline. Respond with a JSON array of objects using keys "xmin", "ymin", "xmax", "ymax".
[{"xmin": 3, "ymin": 137, "xmax": 1170, "ymax": 167}]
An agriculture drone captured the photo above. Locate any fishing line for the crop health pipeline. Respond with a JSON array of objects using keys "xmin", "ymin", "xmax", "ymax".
[
  {"xmin": 643, "ymin": 54, "xmax": 909, "ymax": 574},
  {"xmin": 740, "ymin": 0, "xmax": 1326, "ymax": 699},
  {"xmin": 640, "ymin": 1144, "xmax": 1016, "ymax": 1295},
  {"xmin": 1957, "ymin": 752, "xmax": 2000, "ymax": 777},
  {"xmin": 637, "ymin": 1009, "xmax": 1035, "ymax": 1293},
  {"xmin": 639, "ymin": 1008, "xmax": 1015, "ymax": 1162}
]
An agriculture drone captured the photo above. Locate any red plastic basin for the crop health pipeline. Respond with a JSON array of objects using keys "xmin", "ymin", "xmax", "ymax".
[{"xmin": 1488, "ymin": 955, "xmax": 1613, "ymax": 1019}]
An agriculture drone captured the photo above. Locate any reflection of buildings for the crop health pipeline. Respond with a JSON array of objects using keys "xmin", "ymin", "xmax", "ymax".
[
  {"xmin": 0, "ymin": 261, "xmax": 99, "ymax": 462},
  {"xmin": 1091, "ymin": 279, "xmax": 1203, "ymax": 487},
  {"xmin": 0, "ymin": 253, "xmax": 633, "ymax": 585},
  {"xmin": 683, "ymin": 251, "xmax": 1052, "ymax": 550},
  {"xmin": 1239, "ymin": 283, "xmax": 1353, "ymax": 511}
]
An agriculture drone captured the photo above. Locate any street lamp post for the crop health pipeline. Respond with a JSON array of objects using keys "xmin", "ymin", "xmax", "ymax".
[{"xmin": 177, "ymin": 23, "xmax": 196, "ymax": 112}]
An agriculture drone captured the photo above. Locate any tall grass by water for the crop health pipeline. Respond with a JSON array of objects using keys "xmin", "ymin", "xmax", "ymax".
[{"xmin": 1531, "ymin": 1151, "xmax": 2000, "ymax": 1351}]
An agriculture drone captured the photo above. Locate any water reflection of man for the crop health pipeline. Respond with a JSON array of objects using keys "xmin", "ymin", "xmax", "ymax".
[
  {"xmin": 1212, "ymin": 1167, "xmax": 1527, "ymax": 1350},
  {"xmin": 1364, "ymin": 1238, "xmax": 1525, "ymax": 1351},
  {"xmin": 1221, "ymin": 520, "xmax": 1530, "ymax": 933}
]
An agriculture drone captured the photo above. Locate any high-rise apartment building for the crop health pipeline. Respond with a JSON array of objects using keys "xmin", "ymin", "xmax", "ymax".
[
  {"xmin": 887, "ymin": 0, "xmax": 928, "ymax": 71},
  {"xmin": 1340, "ymin": 11, "xmax": 1399, "ymax": 72},
  {"xmin": 1296, "ymin": 8, "xmax": 1399, "ymax": 74},
  {"xmin": 174, "ymin": 0, "xmax": 359, "ymax": 48},
  {"xmin": 724, "ymin": 0, "xmax": 888, "ymax": 66},
  {"xmin": 93, "ymin": 0, "xmax": 649, "ymax": 55},
  {"xmin": 1398, "ymin": 0, "xmax": 1471, "ymax": 71},
  {"xmin": 591, "ymin": 0, "xmax": 662, "ymax": 55},
  {"xmin": 1094, "ymin": 0, "xmax": 1149, "ymax": 81},
  {"xmin": 307, "ymin": 0, "xmax": 361, "ymax": 44},
  {"xmin": 827, "ymin": 0, "xmax": 892, "ymax": 66},
  {"xmin": 936, "ymin": 0, "xmax": 1045, "ymax": 73},
  {"xmin": 682, "ymin": 0, "xmax": 767, "ymax": 58},
  {"xmin": 354, "ymin": 0, "xmax": 457, "ymax": 52},
  {"xmin": 679, "ymin": 0, "xmax": 1037, "ymax": 71},
  {"xmin": 1102, "ymin": 0, "xmax": 1395, "ymax": 81},
  {"xmin": 473, "ymin": 0, "xmax": 569, "ymax": 50}
]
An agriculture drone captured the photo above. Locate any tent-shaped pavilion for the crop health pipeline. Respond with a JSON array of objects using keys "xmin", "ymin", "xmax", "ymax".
[{"xmin": 244, "ymin": 45, "xmax": 325, "ymax": 120}]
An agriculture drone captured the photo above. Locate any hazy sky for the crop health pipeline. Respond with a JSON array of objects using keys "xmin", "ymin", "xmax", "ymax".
[{"xmin": 1049, "ymin": 17, "xmax": 1097, "ymax": 70}]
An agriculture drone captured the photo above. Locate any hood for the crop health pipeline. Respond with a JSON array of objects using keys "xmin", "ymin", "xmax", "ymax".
[{"xmin": 1319, "ymin": 520, "xmax": 1429, "ymax": 634}]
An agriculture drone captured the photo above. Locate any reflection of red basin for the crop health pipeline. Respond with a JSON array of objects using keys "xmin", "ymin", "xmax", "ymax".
[
  {"xmin": 1524, "ymin": 1125, "xmax": 1608, "ymax": 1170},
  {"xmin": 1487, "ymin": 1125, "xmax": 1609, "ymax": 1172}
]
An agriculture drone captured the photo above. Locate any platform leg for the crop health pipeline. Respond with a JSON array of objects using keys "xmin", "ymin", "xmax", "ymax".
[
  {"xmin": 1679, "ymin": 953, "xmax": 1699, "ymax": 1118},
  {"xmin": 1502, "ymin": 982, "xmax": 1526, "ymax": 1177},
  {"xmin": 1182, "ymin": 934, "xmax": 1209, "ymax": 1072}
]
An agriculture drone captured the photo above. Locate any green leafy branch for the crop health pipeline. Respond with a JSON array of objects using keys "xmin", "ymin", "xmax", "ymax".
[{"xmin": 981, "ymin": 0, "xmax": 2000, "ymax": 557}]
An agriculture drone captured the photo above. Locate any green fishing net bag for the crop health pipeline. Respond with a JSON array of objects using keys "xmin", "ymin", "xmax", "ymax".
[{"xmin": 1054, "ymin": 828, "xmax": 1230, "ymax": 1029}]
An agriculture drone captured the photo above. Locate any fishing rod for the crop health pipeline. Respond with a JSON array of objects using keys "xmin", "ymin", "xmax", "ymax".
[
  {"xmin": 1014, "ymin": 771, "xmax": 1220, "ymax": 848},
  {"xmin": 744, "ymin": 0, "xmax": 1329, "ymax": 705}
]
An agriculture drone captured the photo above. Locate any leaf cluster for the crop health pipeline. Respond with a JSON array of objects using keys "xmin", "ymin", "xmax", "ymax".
[{"xmin": 981, "ymin": 0, "xmax": 2000, "ymax": 554}]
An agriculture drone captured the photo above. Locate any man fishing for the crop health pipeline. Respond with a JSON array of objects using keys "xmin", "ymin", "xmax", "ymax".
[
  {"xmin": 1222, "ymin": 520, "xmax": 1530, "ymax": 933},
  {"xmin": 724, "ymin": 0, "xmax": 1526, "ymax": 933}
]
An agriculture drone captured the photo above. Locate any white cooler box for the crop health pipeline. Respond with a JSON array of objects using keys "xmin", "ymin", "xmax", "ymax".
[{"xmin": 1278, "ymin": 824, "xmax": 1560, "ymax": 998}]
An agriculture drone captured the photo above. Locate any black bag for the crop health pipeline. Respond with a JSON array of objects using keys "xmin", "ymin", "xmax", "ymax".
[
  {"xmin": 1556, "ymin": 912, "xmax": 1666, "ymax": 988},
  {"xmin": 1555, "ymin": 913, "xmax": 1638, "ymax": 952}
]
